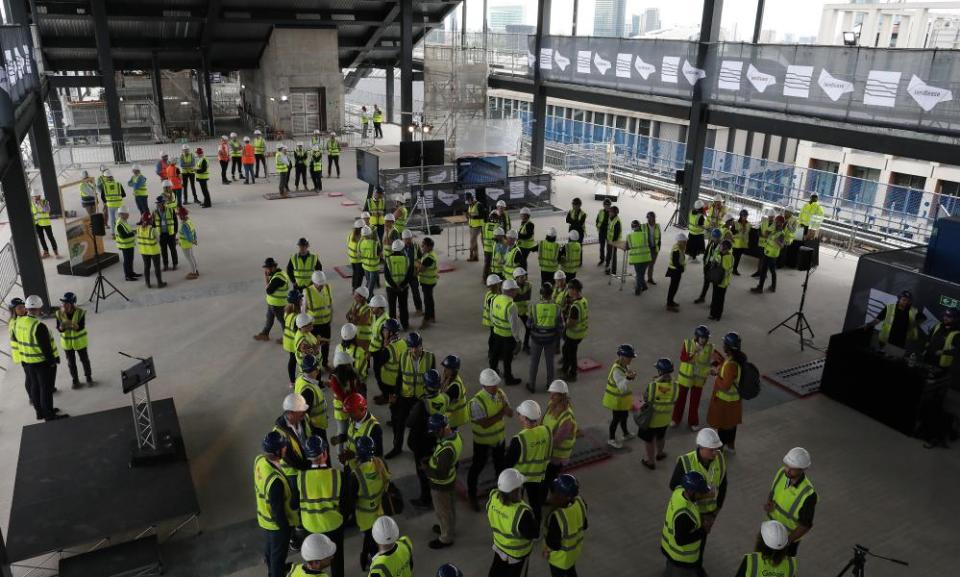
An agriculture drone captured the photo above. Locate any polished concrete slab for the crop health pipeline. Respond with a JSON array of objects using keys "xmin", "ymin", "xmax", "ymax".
[{"xmin": 1, "ymin": 143, "xmax": 955, "ymax": 576}]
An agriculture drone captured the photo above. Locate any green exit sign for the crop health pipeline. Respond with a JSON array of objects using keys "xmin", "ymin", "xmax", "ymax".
[{"xmin": 940, "ymin": 295, "xmax": 960, "ymax": 309}]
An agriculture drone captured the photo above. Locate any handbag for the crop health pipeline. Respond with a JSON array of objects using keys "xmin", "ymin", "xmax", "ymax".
[
  {"xmin": 705, "ymin": 261, "xmax": 724, "ymax": 284},
  {"xmin": 632, "ymin": 398, "xmax": 653, "ymax": 430}
]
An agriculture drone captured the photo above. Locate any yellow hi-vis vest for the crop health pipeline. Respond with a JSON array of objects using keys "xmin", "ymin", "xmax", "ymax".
[
  {"xmin": 275, "ymin": 152, "xmax": 289, "ymax": 173},
  {"xmin": 326, "ymin": 139, "xmax": 341, "ymax": 157},
  {"xmin": 539, "ymin": 239, "xmax": 559, "ymax": 272},
  {"xmin": 487, "ymin": 489, "xmax": 533, "ymax": 559},
  {"xmin": 399, "ymin": 349, "xmax": 435, "ymax": 398},
  {"xmin": 296, "ymin": 467, "xmax": 343, "ymax": 533},
  {"xmin": 337, "ymin": 341, "xmax": 369, "ymax": 380},
  {"xmin": 688, "ymin": 211, "xmax": 704, "ymax": 236},
  {"xmin": 55, "ymin": 308, "xmax": 88, "ymax": 351},
  {"xmin": 353, "ymin": 458, "xmax": 388, "ymax": 531},
  {"xmin": 930, "ymin": 323, "xmax": 959, "ymax": 368},
  {"xmin": 254, "ymin": 455, "xmax": 299, "ymax": 531},
  {"xmin": 542, "ymin": 404, "xmax": 577, "ymax": 461},
  {"xmin": 137, "ymin": 225, "xmax": 160, "ymax": 255},
  {"xmin": 561, "ymin": 241, "xmax": 582, "ymax": 273},
  {"xmin": 102, "ymin": 180, "xmax": 123, "ymax": 208},
  {"xmin": 265, "ymin": 271, "xmax": 290, "ymax": 307},
  {"xmin": 115, "ymin": 219, "xmax": 135, "ymax": 250},
  {"xmin": 253, "ymin": 136, "xmax": 266, "ymax": 155},
  {"xmin": 381, "ymin": 339, "xmax": 408, "ymax": 386},
  {"xmin": 678, "ymin": 450, "xmax": 726, "ymax": 514},
  {"xmin": 678, "ymin": 340, "xmax": 714, "ymax": 388},
  {"xmin": 304, "ymin": 283, "xmax": 333, "ymax": 325},
  {"xmin": 565, "ymin": 298, "xmax": 588, "ymax": 340},
  {"xmin": 369, "ymin": 536, "xmax": 413, "ymax": 577},
  {"xmin": 345, "ymin": 413, "xmax": 380, "ymax": 470},
  {"xmin": 360, "ymin": 237, "xmax": 381, "ymax": 273},
  {"xmin": 661, "ymin": 487, "xmax": 702, "ymax": 565},
  {"xmin": 767, "ymin": 468, "xmax": 816, "ymax": 533},
  {"xmin": 346, "ymin": 232, "xmax": 362, "ymax": 264},
  {"xmin": 743, "ymin": 552, "xmax": 799, "ymax": 577},
  {"xmin": 627, "ymin": 230, "xmax": 652, "ymax": 264},
  {"xmin": 367, "ymin": 195, "xmax": 385, "ymax": 226},
  {"xmin": 444, "ymin": 375, "xmax": 469, "ymax": 428},
  {"xmin": 282, "ymin": 312, "xmax": 298, "ymax": 354},
  {"xmin": 32, "ymin": 202, "xmax": 51, "ymax": 226},
  {"xmin": 602, "ymin": 363, "xmax": 632, "ymax": 411},
  {"xmin": 294, "ymin": 375, "xmax": 328, "ymax": 430},
  {"xmin": 426, "ymin": 432, "xmax": 463, "ymax": 486},
  {"xmin": 490, "ymin": 294, "xmax": 516, "ymax": 338},
  {"xmin": 482, "ymin": 289, "xmax": 498, "ymax": 328},
  {"xmin": 8, "ymin": 316, "xmax": 19, "ymax": 364},
  {"xmin": 514, "ymin": 425, "xmax": 552, "ymax": 482},
  {"xmin": 482, "ymin": 221, "xmax": 498, "ymax": 253},
  {"xmin": 547, "ymin": 496, "xmax": 587, "ymax": 570},
  {"xmin": 418, "ymin": 250, "xmax": 438, "ymax": 286},
  {"xmin": 879, "ymin": 303, "xmax": 919, "ymax": 345},
  {"xmin": 468, "ymin": 202, "xmax": 484, "ymax": 228},
  {"xmin": 471, "ymin": 389, "xmax": 506, "ymax": 446},
  {"xmin": 289, "ymin": 252, "xmax": 319, "ymax": 288},
  {"xmin": 369, "ymin": 312, "xmax": 389, "ymax": 352},
  {"xmin": 799, "ymin": 201, "xmax": 824, "ymax": 228},
  {"xmin": 15, "ymin": 315, "xmax": 54, "ymax": 364},
  {"xmin": 714, "ymin": 360, "xmax": 742, "ymax": 403},
  {"xmin": 518, "ymin": 220, "xmax": 536, "ymax": 250}
]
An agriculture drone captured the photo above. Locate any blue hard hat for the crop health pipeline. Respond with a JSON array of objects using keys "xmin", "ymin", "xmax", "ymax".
[
  {"xmin": 262, "ymin": 431, "xmax": 288, "ymax": 454},
  {"xmin": 423, "ymin": 369, "xmax": 441, "ymax": 392},
  {"xmin": 723, "ymin": 332, "xmax": 742, "ymax": 350},
  {"xmin": 551, "ymin": 473, "xmax": 580, "ymax": 498},
  {"xmin": 436, "ymin": 564, "xmax": 463, "ymax": 577},
  {"xmin": 355, "ymin": 436, "xmax": 376, "ymax": 461},
  {"xmin": 655, "ymin": 357, "xmax": 674, "ymax": 373},
  {"xmin": 405, "ymin": 331, "xmax": 422, "ymax": 348},
  {"xmin": 694, "ymin": 325, "xmax": 710, "ymax": 339},
  {"xmin": 441, "ymin": 354, "xmax": 461, "ymax": 370},
  {"xmin": 427, "ymin": 412, "xmax": 448, "ymax": 433},
  {"xmin": 617, "ymin": 344, "xmax": 636, "ymax": 358},
  {"xmin": 711, "ymin": 228, "xmax": 722, "ymax": 239},
  {"xmin": 286, "ymin": 289, "xmax": 302, "ymax": 304},
  {"xmin": 384, "ymin": 318, "xmax": 401, "ymax": 334},
  {"xmin": 304, "ymin": 435, "xmax": 327, "ymax": 459},
  {"xmin": 300, "ymin": 354, "xmax": 319, "ymax": 373},
  {"xmin": 60, "ymin": 292, "xmax": 78, "ymax": 304},
  {"xmin": 9, "ymin": 297, "xmax": 24, "ymax": 307},
  {"xmin": 155, "ymin": 195, "xmax": 166, "ymax": 203},
  {"xmin": 682, "ymin": 471, "xmax": 710, "ymax": 493}
]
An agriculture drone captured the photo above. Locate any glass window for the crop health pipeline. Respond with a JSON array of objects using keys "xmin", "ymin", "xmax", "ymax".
[{"xmin": 616, "ymin": 116, "xmax": 626, "ymax": 129}]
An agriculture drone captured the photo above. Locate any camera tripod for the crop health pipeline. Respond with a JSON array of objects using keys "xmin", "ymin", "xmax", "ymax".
[
  {"xmin": 87, "ymin": 229, "xmax": 128, "ymax": 313},
  {"xmin": 768, "ymin": 261, "xmax": 815, "ymax": 350},
  {"xmin": 836, "ymin": 544, "xmax": 908, "ymax": 577}
]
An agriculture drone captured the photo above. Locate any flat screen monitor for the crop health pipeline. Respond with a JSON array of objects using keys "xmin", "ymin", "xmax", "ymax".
[
  {"xmin": 456, "ymin": 156, "xmax": 508, "ymax": 184},
  {"xmin": 355, "ymin": 149, "xmax": 380, "ymax": 186},
  {"xmin": 400, "ymin": 139, "xmax": 445, "ymax": 168}
]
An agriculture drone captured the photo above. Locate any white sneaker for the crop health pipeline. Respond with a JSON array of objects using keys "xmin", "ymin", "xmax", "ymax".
[
  {"xmin": 607, "ymin": 439, "xmax": 623, "ymax": 449},
  {"xmin": 622, "ymin": 433, "xmax": 636, "ymax": 441},
  {"xmin": 669, "ymin": 420, "xmax": 679, "ymax": 428},
  {"xmin": 690, "ymin": 425, "xmax": 702, "ymax": 432}
]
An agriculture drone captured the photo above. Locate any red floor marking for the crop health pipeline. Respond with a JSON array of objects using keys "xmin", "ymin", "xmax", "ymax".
[
  {"xmin": 328, "ymin": 192, "xmax": 344, "ymax": 197},
  {"xmin": 332, "ymin": 265, "xmax": 353, "ymax": 279},
  {"xmin": 341, "ymin": 201, "xmax": 358, "ymax": 207},
  {"xmin": 577, "ymin": 358, "xmax": 603, "ymax": 371}
]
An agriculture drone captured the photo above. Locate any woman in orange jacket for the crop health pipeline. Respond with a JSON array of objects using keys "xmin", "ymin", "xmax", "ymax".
[
  {"xmin": 242, "ymin": 136, "xmax": 256, "ymax": 184},
  {"xmin": 217, "ymin": 135, "xmax": 231, "ymax": 185},
  {"xmin": 706, "ymin": 331, "xmax": 745, "ymax": 453}
]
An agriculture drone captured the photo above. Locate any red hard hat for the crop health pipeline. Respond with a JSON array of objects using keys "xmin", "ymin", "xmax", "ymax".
[
  {"xmin": 195, "ymin": 147, "xmax": 204, "ymax": 154},
  {"xmin": 343, "ymin": 393, "xmax": 367, "ymax": 415},
  {"xmin": 140, "ymin": 214, "xmax": 153, "ymax": 225}
]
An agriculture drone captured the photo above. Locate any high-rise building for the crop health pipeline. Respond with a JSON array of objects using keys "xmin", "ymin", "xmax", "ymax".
[
  {"xmin": 630, "ymin": 14, "xmax": 642, "ymax": 37},
  {"xmin": 593, "ymin": 0, "xmax": 627, "ymax": 38},
  {"xmin": 641, "ymin": 8, "xmax": 661, "ymax": 34},
  {"xmin": 488, "ymin": 5, "xmax": 525, "ymax": 32}
]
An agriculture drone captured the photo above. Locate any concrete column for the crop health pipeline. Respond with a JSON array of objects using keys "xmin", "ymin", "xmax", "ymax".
[
  {"xmin": 678, "ymin": 0, "xmax": 722, "ymax": 228},
  {"xmin": 385, "ymin": 67, "xmax": 395, "ymax": 124},
  {"xmin": 151, "ymin": 52, "xmax": 167, "ymax": 136},
  {"xmin": 572, "ymin": 0, "xmax": 578, "ymax": 36},
  {"xmin": 400, "ymin": 0, "xmax": 414, "ymax": 142},
  {"xmin": 201, "ymin": 54, "xmax": 214, "ymax": 137},
  {"xmin": 529, "ymin": 0, "xmax": 552, "ymax": 171},
  {"xmin": 47, "ymin": 89, "xmax": 65, "ymax": 146},
  {"xmin": 91, "ymin": 0, "xmax": 126, "ymax": 163},
  {"xmin": 30, "ymin": 110, "xmax": 62, "ymax": 216}
]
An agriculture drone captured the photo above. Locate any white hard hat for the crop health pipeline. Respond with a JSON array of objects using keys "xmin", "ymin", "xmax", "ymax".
[
  {"xmin": 254, "ymin": 129, "xmax": 262, "ymax": 135},
  {"xmin": 221, "ymin": 135, "xmax": 228, "ymax": 140},
  {"xmin": 312, "ymin": 145, "xmax": 320, "ymax": 152},
  {"xmin": 301, "ymin": 533, "xmax": 337, "ymax": 562},
  {"xmin": 283, "ymin": 393, "xmax": 308, "ymax": 412},
  {"xmin": 497, "ymin": 468, "xmax": 525, "ymax": 492},
  {"xmin": 694, "ymin": 200, "xmax": 705, "ymax": 209},
  {"xmin": 295, "ymin": 313, "xmax": 313, "ymax": 329},
  {"xmin": 384, "ymin": 213, "xmax": 395, "ymax": 222},
  {"xmin": 118, "ymin": 205, "xmax": 130, "ymax": 214},
  {"xmin": 506, "ymin": 230, "xmax": 518, "ymax": 239},
  {"xmin": 354, "ymin": 286, "xmax": 370, "ymax": 299},
  {"xmin": 517, "ymin": 399, "xmax": 541, "ymax": 421},
  {"xmin": 763, "ymin": 208, "xmax": 775, "ymax": 217},
  {"xmin": 567, "ymin": 230, "xmax": 580, "ymax": 242},
  {"xmin": 243, "ymin": 136, "xmax": 250, "ymax": 142},
  {"xmin": 278, "ymin": 144, "xmax": 287, "ymax": 150},
  {"xmin": 353, "ymin": 219, "xmax": 364, "ymax": 229},
  {"xmin": 676, "ymin": 233, "xmax": 688, "ymax": 242},
  {"xmin": 314, "ymin": 129, "xmax": 321, "ymax": 134},
  {"xmin": 391, "ymin": 240, "xmax": 404, "ymax": 252},
  {"xmin": 360, "ymin": 211, "xmax": 371, "ymax": 219},
  {"xmin": 312, "ymin": 271, "xmax": 326, "ymax": 285},
  {"xmin": 181, "ymin": 144, "xmax": 189, "ymax": 150},
  {"xmin": 330, "ymin": 132, "xmax": 337, "ymax": 138},
  {"xmin": 361, "ymin": 226, "xmax": 373, "ymax": 237},
  {"xmin": 486, "ymin": 274, "xmax": 502, "ymax": 287},
  {"xmin": 401, "ymin": 229, "xmax": 413, "ymax": 239},
  {"xmin": 25, "ymin": 295, "xmax": 43, "ymax": 309},
  {"xmin": 496, "ymin": 200, "xmax": 506, "ymax": 208},
  {"xmin": 520, "ymin": 207, "xmax": 531, "ymax": 216},
  {"xmin": 296, "ymin": 141, "xmax": 304, "ymax": 147},
  {"xmin": 230, "ymin": 132, "xmax": 238, "ymax": 137},
  {"xmin": 493, "ymin": 227, "xmax": 505, "ymax": 237},
  {"xmin": 783, "ymin": 447, "xmax": 811, "ymax": 469},
  {"xmin": 131, "ymin": 164, "xmax": 141, "ymax": 172},
  {"xmin": 553, "ymin": 270, "xmax": 566, "ymax": 280},
  {"xmin": 502, "ymin": 279, "xmax": 518, "ymax": 291},
  {"xmin": 30, "ymin": 188, "xmax": 41, "ymax": 197},
  {"xmin": 512, "ymin": 267, "xmax": 527, "ymax": 279},
  {"xmin": 341, "ymin": 323, "xmax": 358, "ymax": 340},
  {"xmin": 760, "ymin": 520, "xmax": 790, "ymax": 551},
  {"xmin": 548, "ymin": 380, "xmax": 569, "ymax": 394},
  {"xmin": 370, "ymin": 294, "xmax": 387, "ymax": 308},
  {"xmin": 103, "ymin": 169, "xmax": 112, "ymax": 177},
  {"xmin": 372, "ymin": 516, "xmax": 399, "ymax": 545},
  {"xmin": 479, "ymin": 368, "xmax": 501, "ymax": 387},
  {"xmin": 547, "ymin": 226, "xmax": 557, "ymax": 237},
  {"xmin": 161, "ymin": 180, "xmax": 172, "ymax": 188},
  {"xmin": 696, "ymin": 427, "xmax": 723, "ymax": 449},
  {"xmin": 334, "ymin": 349, "xmax": 353, "ymax": 367}
]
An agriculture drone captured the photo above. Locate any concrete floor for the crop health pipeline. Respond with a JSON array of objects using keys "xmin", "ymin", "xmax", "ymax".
[{"xmin": 1, "ymin": 140, "xmax": 956, "ymax": 577}]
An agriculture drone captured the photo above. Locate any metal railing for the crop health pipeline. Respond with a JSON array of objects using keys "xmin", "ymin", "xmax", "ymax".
[{"xmin": 421, "ymin": 31, "xmax": 531, "ymax": 76}]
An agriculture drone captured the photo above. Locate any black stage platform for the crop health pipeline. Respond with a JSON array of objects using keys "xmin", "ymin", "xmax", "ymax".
[{"xmin": 5, "ymin": 398, "xmax": 199, "ymax": 563}]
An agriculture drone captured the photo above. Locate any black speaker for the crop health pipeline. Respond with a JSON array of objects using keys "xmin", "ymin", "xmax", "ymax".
[
  {"xmin": 797, "ymin": 245, "xmax": 814, "ymax": 271},
  {"xmin": 675, "ymin": 170, "xmax": 685, "ymax": 185},
  {"xmin": 89, "ymin": 213, "xmax": 106, "ymax": 237}
]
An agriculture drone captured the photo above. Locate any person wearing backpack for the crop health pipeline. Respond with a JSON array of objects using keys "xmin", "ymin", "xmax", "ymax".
[{"xmin": 706, "ymin": 332, "xmax": 747, "ymax": 453}]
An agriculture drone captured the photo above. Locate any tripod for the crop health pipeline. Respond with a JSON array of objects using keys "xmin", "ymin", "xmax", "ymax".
[
  {"xmin": 836, "ymin": 544, "xmax": 909, "ymax": 577},
  {"xmin": 87, "ymin": 229, "xmax": 129, "ymax": 313},
  {"xmin": 768, "ymin": 262, "xmax": 815, "ymax": 350}
]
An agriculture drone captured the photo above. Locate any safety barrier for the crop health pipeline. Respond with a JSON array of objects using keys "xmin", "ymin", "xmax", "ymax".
[{"xmin": 0, "ymin": 242, "xmax": 20, "ymax": 371}]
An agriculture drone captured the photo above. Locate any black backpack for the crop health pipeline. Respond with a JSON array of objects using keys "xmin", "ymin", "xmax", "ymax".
[{"xmin": 738, "ymin": 362, "xmax": 761, "ymax": 400}]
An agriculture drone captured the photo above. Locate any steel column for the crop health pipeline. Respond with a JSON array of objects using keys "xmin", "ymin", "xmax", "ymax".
[
  {"xmin": 529, "ymin": 0, "xmax": 552, "ymax": 171},
  {"xmin": 47, "ymin": 88, "xmax": 66, "ymax": 146},
  {"xmin": 201, "ymin": 54, "xmax": 214, "ymax": 137},
  {"xmin": 385, "ymin": 66, "xmax": 395, "ymax": 124},
  {"xmin": 30, "ymin": 111, "xmax": 62, "ymax": 216},
  {"xmin": 91, "ymin": 0, "xmax": 126, "ymax": 163},
  {"xmin": 678, "ymin": 0, "xmax": 722, "ymax": 227},
  {"xmin": 752, "ymin": 0, "xmax": 766, "ymax": 44},
  {"xmin": 400, "ymin": 0, "xmax": 414, "ymax": 142},
  {"xmin": 572, "ymin": 0, "xmax": 579, "ymax": 36},
  {"xmin": 151, "ymin": 52, "xmax": 167, "ymax": 136}
]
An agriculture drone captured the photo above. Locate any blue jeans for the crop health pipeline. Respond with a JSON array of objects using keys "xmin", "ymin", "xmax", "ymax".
[
  {"xmin": 244, "ymin": 164, "xmax": 255, "ymax": 183},
  {"xmin": 173, "ymin": 188, "xmax": 183, "ymax": 207},
  {"xmin": 264, "ymin": 526, "xmax": 291, "ymax": 577},
  {"xmin": 135, "ymin": 195, "xmax": 149, "ymax": 215},
  {"xmin": 107, "ymin": 207, "xmax": 118, "ymax": 230},
  {"xmin": 633, "ymin": 262, "xmax": 649, "ymax": 291},
  {"xmin": 365, "ymin": 270, "xmax": 380, "ymax": 294}
]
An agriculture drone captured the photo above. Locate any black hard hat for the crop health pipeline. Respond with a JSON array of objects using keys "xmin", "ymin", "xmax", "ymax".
[{"xmin": 263, "ymin": 257, "xmax": 277, "ymax": 268}]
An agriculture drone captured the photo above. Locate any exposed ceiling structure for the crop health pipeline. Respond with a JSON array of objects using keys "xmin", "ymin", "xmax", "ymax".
[{"xmin": 31, "ymin": 0, "xmax": 459, "ymax": 72}]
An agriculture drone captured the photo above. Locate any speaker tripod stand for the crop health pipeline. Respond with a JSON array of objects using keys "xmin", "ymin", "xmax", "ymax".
[
  {"xmin": 835, "ymin": 544, "xmax": 908, "ymax": 577},
  {"xmin": 768, "ymin": 255, "xmax": 815, "ymax": 350},
  {"xmin": 664, "ymin": 170, "xmax": 684, "ymax": 232},
  {"xmin": 87, "ymin": 229, "xmax": 128, "ymax": 313}
]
